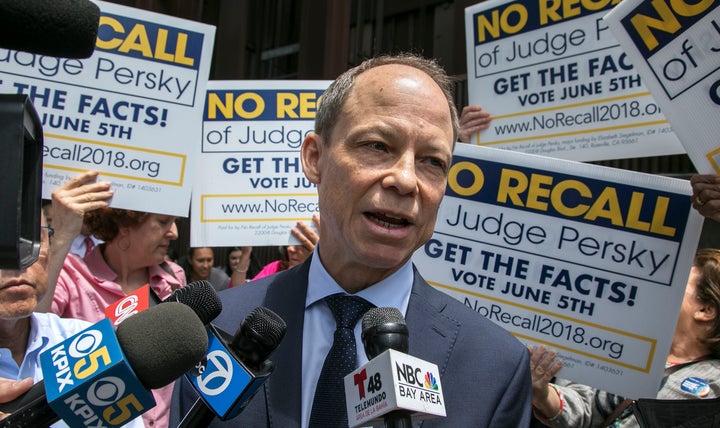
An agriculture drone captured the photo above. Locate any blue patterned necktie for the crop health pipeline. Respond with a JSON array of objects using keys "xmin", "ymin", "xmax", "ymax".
[{"xmin": 309, "ymin": 294, "xmax": 374, "ymax": 427}]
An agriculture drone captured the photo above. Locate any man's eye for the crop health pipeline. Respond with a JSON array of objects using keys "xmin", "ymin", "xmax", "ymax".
[
  {"xmin": 428, "ymin": 157, "xmax": 448, "ymax": 172},
  {"xmin": 367, "ymin": 142, "xmax": 387, "ymax": 151}
]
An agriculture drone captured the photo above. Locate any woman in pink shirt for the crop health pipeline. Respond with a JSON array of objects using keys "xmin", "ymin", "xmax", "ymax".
[
  {"xmin": 253, "ymin": 214, "xmax": 319, "ymax": 280},
  {"xmin": 38, "ymin": 171, "xmax": 185, "ymax": 428}
]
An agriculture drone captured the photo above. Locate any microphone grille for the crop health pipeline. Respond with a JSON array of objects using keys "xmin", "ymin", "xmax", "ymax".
[
  {"xmin": 230, "ymin": 306, "xmax": 287, "ymax": 369},
  {"xmin": 246, "ymin": 306, "xmax": 287, "ymax": 345},
  {"xmin": 362, "ymin": 306, "xmax": 405, "ymax": 331},
  {"xmin": 170, "ymin": 280, "xmax": 222, "ymax": 325}
]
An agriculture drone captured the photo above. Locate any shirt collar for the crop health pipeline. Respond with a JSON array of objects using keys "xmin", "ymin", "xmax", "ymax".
[
  {"xmin": 305, "ymin": 248, "xmax": 413, "ymax": 317},
  {"xmin": 83, "ymin": 244, "xmax": 119, "ymax": 281}
]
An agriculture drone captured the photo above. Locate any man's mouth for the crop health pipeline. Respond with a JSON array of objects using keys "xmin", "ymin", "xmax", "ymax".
[{"xmin": 365, "ymin": 212, "xmax": 410, "ymax": 229}]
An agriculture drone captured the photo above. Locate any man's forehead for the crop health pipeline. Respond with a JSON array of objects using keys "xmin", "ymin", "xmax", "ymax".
[{"xmin": 356, "ymin": 63, "xmax": 430, "ymax": 85}]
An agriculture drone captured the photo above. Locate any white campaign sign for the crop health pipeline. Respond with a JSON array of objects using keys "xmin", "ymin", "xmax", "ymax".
[
  {"xmin": 464, "ymin": 0, "xmax": 685, "ymax": 162},
  {"xmin": 413, "ymin": 144, "xmax": 703, "ymax": 398},
  {"xmin": 604, "ymin": 0, "xmax": 720, "ymax": 173},
  {"xmin": 190, "ymin": 80, "xmax": 330, "ymax": 246},
  {"xmin": 0, "ymin": 0, "xmax": 215, "ymax": 216}
]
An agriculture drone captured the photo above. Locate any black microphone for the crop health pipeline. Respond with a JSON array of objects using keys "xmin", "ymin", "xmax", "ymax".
[
  {"xmin": 164, "ymin": 280, "xmax": 223, "ymax": 325},
  {"xmin": 362, "ymin": 307, "xmax": 410, "ymax": 359},
  {"xmin": 178, "ymin": 306, "xmax": 287, "ymax": 427},
  {"xmin": 0, "ymin": 302, "xmax": 208, "ymax": 428},
  {"xmin": 362, "ymin": 307, "xmax": 412, "ymax": 428},
  {"xmin": 107, "ymin": 280, "xmax": 222, "ymax": 326},
  {"xmin": 346, "ymin": 308, "xmax": 445, "ymax": 427},
  {"xmin": 0, "ymin": 0, "xmax": 100, "ymax": 58}
]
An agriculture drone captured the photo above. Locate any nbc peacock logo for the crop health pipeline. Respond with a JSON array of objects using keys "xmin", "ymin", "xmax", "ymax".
[{"xmin": 424, "ymin": 372, "xmax": 439, "ymax": 390}]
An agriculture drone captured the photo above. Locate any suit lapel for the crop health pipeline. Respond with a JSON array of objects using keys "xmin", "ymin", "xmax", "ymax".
[
  {"xmin": 253, "ymin": 263, "xmax": 458, "ymax": 426},
  {"xmin": 404, "ymin": 267, "xmax": 461, "ymax": 379},
  {"xmin": 260, "ymin": 260, "xmax": 311, "ymax": 427}
]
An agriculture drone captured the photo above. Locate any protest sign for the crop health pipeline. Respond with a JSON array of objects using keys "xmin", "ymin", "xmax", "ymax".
[
  {"xmin": 464, "ymin": 0, "xmax": 685, "ymax": 162},
  {"xmin": 0, "ymin": 0, "xmax": 215, "ymax": 216},
  {"xmin": 604, "ymin": 0, "xmax": 720, "ymax": 174},
  {"xmin": 413, "ymin": 143, "xmax": 704, "ymax": 398},
  {"xmin": 191, "ymin": 80, "xmax": 330, "ymax": 246}
]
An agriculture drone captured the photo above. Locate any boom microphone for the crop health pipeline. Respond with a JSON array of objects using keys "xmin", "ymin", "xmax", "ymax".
[
  {"xmin": 0, "ymin": 0, "xmax": 100, "ymax": 58},
  {"xmin": 344, "ymin": 307, "xmax": 446, "ymax": 428},
  {"xmin": 0, "ymin": 302, "xmax": 208, "ymax": 428},
  {"xmin": 178, "ymin": 306, "xmax": 287, "ymax": 427}
]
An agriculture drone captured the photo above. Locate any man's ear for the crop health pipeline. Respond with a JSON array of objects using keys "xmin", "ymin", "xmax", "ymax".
[
  {"xmin": 696, "ymin": 302, "xmax": 717, "ymax": 322},
  {"xmin": 301, "ymin": 132, "xmax": 322, "ymax": 185}
]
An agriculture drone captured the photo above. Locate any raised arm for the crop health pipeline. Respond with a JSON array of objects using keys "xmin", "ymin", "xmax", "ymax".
[{"xmin": 35, "ymin": 171, "xmax": 113, "ymax": 312}]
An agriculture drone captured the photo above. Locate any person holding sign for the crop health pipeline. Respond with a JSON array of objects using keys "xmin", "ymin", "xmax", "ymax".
[
  {"xmin": 691, "ymin": 174, "xmax": 720, "ymax": 223},
  {"xmin": 253, "ymin": 214, "xmax": 320, "ymax": 280},
  {"xmin": 530, "ymin": 248, "xmax": 720, "ymax": 428},
  {"xmin": 224, "ymin": 246, "xmax": 256, "ymax": 286},
  {"xmin": 458, "ymin": 104, "xmax": 492, "ymax": 143},
  {"xmin": 170, "ymin": 52, "xmax": 532, "ymax": 427},
  {"xmin": 37, "ymin": 171, "xmax": 185, "ymax": 428}
]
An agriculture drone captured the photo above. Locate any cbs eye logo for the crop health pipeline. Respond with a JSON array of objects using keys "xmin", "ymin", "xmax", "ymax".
[{"xmin": 69, "ymin": 330, "xmax": 111, "ymax": 379}]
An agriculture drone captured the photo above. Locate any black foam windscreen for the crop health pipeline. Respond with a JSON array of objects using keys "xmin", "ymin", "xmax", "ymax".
[
  {"xmin": 116, "ymin": 302, "xmax": 208, "ymax": 390},
  {"xmin": 0, "ymin": 0, "xmax": 100, "ymax": 58},
  {"xmin": 361, "ymin": 307, "xmax": 409, "ymax": 359},
  {"xmin": 165, "ymin": 280, "xmax": 222, "ymax": 325}
]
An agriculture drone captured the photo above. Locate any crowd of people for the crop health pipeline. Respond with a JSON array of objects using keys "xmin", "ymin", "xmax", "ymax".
[{"xmin": 1, "ymin": 51, "xmax": 719, "ymax": 428}]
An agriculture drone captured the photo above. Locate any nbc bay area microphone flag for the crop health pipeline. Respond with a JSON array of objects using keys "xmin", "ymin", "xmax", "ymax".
[{"xmin": 344, "ymin": 349, "xmax": 446, "ymax": 427}]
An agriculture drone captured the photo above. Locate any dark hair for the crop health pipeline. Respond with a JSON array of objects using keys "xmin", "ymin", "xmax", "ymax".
[
  {"xmin": 183, "ymin": 247, "xmax": 213, "ymax": 279},
  {"xmin": 314, "ymin": 53, "xmax": 459, "ymax": 143},
  {"xmin": 223, "ymin": 247, "xmax": 263, "ymax": 279},
  {"xmin": 85, "ymin": 208, "xmax": 149, "ymax": 242},
  {"xmin": 693, "ymin": 248, "xmax": 720, "ymax": 357}
]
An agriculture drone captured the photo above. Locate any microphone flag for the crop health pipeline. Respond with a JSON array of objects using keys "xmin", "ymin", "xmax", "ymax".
[
  {"xmin": 344, "ymin": 349, "xmax": 446, "ymax": 428},
  {"xmin": 39, "ymin": 318, "xmax": 155, "ymax": 427},
  {"xmin": 104, "ymin": 284, "xmax": 152, "ymax": 326},
  {"xmin": 184, "ymin": 324, "xmax": 272, "ymax": 420}
]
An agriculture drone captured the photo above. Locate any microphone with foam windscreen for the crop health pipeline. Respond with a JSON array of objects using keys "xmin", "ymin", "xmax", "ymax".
[
  {"xmin": 344, "ymin": 307, "xmax": 446, "ymax": 428},
  {"xmin": 0, "ymin": 302, "xmax": 208, "ymax": 428},
  {"xmin": 178, "ymin": 306, "xmax": 287, "ymax": 427},
  {"xmin": 0, "ymin": 0, "xmax": 100, "ymax": 58}
]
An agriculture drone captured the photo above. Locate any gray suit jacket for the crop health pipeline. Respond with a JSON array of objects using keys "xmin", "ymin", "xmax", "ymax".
[{"xmin": 170, "ymin": 259, "xmax": 532, "ymax": 427}]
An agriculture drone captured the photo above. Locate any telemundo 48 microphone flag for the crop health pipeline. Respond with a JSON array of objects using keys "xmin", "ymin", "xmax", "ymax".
[{"xmin": 344, "ymin": 349, "xmax": 446, "ymax": 427}]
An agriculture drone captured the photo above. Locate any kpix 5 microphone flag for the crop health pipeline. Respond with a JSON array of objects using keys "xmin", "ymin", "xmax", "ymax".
[{"xmin": 34, "ymin": 302, "xmax": 207, "ymax": 428}]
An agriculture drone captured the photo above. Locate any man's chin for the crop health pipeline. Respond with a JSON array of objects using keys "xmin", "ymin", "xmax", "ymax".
[
  {"xmin": 358, "ymin": 246, "xmax": 412, "ymax": 270},
  {"xmin": 0, "ymin": 303, "xmax": 36, "ymax": 320}
]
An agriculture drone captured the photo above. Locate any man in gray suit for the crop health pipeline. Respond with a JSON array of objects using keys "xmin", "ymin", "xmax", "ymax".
[{"xmin": 170, "ymin": 53, "xmax": 531, "ymax": 427}]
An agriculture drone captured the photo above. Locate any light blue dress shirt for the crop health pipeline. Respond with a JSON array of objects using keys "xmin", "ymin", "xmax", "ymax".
[{"xmin": 300, "ymin": 250, "xmax": 413, "ymax": 428}]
